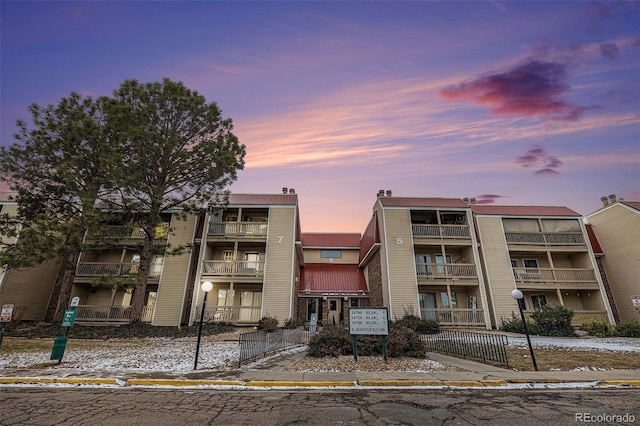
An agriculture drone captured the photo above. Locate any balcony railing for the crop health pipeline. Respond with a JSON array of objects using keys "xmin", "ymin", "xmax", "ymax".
[
  {"xmin": 208, "ymin": 222, "xmax": 268, "ymax": 237},
  {"xmin": 412, "ymin": 224, "xmax": 471, "ymax": 240},
  {"xmin": 505, "ymin": 232, "xmax": 585, "ymax": 246},
  {"xmin": 74, "ymin": 305, "xmax": 153, "ymax": 323},
  {"xmin": 420, "ymin": 308, "xmax": 485, "ymax": 326},
  {"xmin": 76, "ymin": 262, "xmax": 161, "ymax": 277},
  {"xmin": 416, "ymin": 262, "xmax": 478, "ymax": 280},
  {"xmin": 196, "ymin": 305, "xmax": 262, "ymax": 323},
  {"xmin": 202, "ymin": 260, "xmax": 265, "ymax": 276},
  {"xmin": 512, "ymin": 267, "xmax": 597, "ymax": 285},
  {"xmin": 523, "ymin": 310, "xmax": 608, "ymax": 326}
]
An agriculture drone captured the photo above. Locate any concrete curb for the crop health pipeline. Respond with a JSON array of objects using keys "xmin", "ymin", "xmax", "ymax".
[{"xmin": 2, "ymin": 377, "xmax": 639, "ymax": 388}]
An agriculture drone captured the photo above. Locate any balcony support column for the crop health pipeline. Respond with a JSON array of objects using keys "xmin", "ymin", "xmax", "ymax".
[{"xmin": 556, "ymin": 288, "xmax": 564, "ymax": 307}]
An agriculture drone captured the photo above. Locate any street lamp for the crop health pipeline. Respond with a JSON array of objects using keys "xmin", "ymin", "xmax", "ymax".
[
  {"xmin": 511, "ymin": 289, "xmax": 538, "ymax": 371},
  {"xmin": 194, "ymin": 281, "xmax": 213, "ymax": 370}
]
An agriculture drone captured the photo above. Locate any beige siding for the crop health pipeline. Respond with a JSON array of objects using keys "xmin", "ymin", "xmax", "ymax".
[
  {"xmin": 0, "ymin": 259, "xmax": 60, "ymax": 320},
  {"xmin": 476, "ymin": 216, "xmax": 521, "ymax": 326},
  {"xmin": 588, "ymin": 204, "xmax": 640, "ymax": 322},
  {"xmin": 262, "ymin": 207, "xmax": 296, "ymax": 324},
  {"xmin": 152, "ymin": 213, "xmax": 198, "ymax": 326},
  {"xmin": 381, "ymin": 208, "xmax": 419, "ymax": 319},
  {"xmin": 303, "ymin": 248, "xmax": 360, "ymax": 264}
]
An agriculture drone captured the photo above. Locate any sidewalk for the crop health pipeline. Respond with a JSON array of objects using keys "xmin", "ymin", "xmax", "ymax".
[{"xmin": 1, "ymin": 350, "xmax": 639, "ymax": 389}]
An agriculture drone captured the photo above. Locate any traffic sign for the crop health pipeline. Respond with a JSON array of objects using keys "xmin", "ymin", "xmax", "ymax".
[
  {"xmin": 0, "ymin": 304, "xmax": 13, "ymax": 322},
  {"xmin": 71, "ymin": 297, "xmax": 80, "ymax": 307},
  {"xmin": 61, "ymin": 309, "xmax": 77, "ymax": 327}
]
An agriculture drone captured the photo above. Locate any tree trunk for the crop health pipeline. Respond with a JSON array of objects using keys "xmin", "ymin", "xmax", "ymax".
[
  {"xmin": 129, "ymin": 243, "xmax": 153, "ymax": 323},
  {"xmin": 50, "ymin": 252, "xmax": 79, "ymax": 323}
]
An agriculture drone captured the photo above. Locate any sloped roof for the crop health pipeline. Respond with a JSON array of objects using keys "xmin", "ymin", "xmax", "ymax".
[
  {"xmin": 227, "ymin": 194, "xmax": 298, "ymax": 206},
  {"xmin": 359, "ymin": 212, "xmax": 380, "ymax": 264},
  {"xmin": 378, "ymin": 197, "xmax": 468, "ymax": 208},
  {"xmin": 621, "ymin": 201, "xmax": 640, "ymax": 212},
  {"xmin": 471, "ymin": 205, "xmax": 581, "ymax": 217},
  {"xmin": 301, "ymin": 233, "xmax": 361, "ymax": 248},
  {"xmin": 299, "ymin": 264, "xmax": 368, "ymax": 296},
  {"xmin": 585, "ymin": 224, "xmax": 604, "ymax": 255}
]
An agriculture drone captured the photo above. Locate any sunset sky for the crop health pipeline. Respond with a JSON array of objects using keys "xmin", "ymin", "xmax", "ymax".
[{"xmin": 2, "ymin": 1, "xmax": 639, "ymax": 233}]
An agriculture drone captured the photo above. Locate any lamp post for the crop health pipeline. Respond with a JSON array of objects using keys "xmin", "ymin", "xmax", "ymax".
[
  {"xmin": 511, "ymin": 289, "xmax": 538, "ymax": 371},
  {"xmin": 194, "ymin": 281, "xmax": 213, "ymax": 370}
]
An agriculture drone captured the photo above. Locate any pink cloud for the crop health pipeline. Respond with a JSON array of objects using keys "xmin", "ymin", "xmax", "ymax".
[
  {"xmin": 516, "ymin": 145, "xmax": 563, "ymax": 175},
  {"xmin": 439, "ymin": 60, "xmax": 591, "ymax": 121}
]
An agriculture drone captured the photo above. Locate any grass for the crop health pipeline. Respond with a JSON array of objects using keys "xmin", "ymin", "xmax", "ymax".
[{"xmin": 506, "ymin": 347, "xmax": 640, "ymax": 371}]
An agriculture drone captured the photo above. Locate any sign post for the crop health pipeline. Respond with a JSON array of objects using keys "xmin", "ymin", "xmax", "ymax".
[
  {"xmin": 348, "ymin": 308, "xmax": 389, "ymax": 362},
  {"xmin": 0, "ymin": 304, "xmax": 14, "ymax": 350},
  {"xmin": 50, "ymin": 298, "xmax": 79, "ymax": 363}
]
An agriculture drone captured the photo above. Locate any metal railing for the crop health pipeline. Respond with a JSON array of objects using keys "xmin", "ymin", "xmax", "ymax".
[
  {"xmin": 202, "ymin": 260, "xmax": 265, "ymax": 276},
  {"xmin": 416, "ymin": 263, "xmax": 477, "ymax": 279},
  {"xmin": 76, "ymin": 262, "xmax": 161, "ymax": 277},
  {"xmin": 238, "ymin": 328, "xmax": 311, "ymax": 365},
  {"xmin": 197, "ymin": 304, "xmax": 262, "ymax": 323},
  {"xmin": 208, "ymin": 222, "xmax": 268, "ymax": 236},
  {"xmin": 512, "ymin": 267, "xmax": 597, "ymax": 284},
  {"xmin": 422, "ymin": 329, "xmax": 509, "ymax": 367},
  {"xmin": 420, "ymin": 308, "xmax": 485, "ymax": 326},
  {"xmin": 74, "ymin": 305, "xmax": 153, "ymax": 323},
  {"xmin": 505, "ymin": 232, "xmax": 585, "ymax": 245},
  {"xmin": 412, "ymin": 224, "xmax": 471, "ymax": 239}
]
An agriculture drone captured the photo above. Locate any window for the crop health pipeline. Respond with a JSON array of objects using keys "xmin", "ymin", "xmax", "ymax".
[
  {"xmin": 522, "ymin": 259, "xmax": 540, "ymax": 280},
  {"xmin": 510, "ymin": 259, "xmax": 518, "ymax": 268},
  {"xmin": 222, "ymin": 250, "xmax": 234, "ymax": 261},
  {"xmin": 415, "ymin": 254, "xmax": 432, "ymax": 275},
  {"xmin": 321, "ymin": 250, "xmax": 342, "ymax": 259},
  {"xmin": 440, "ymin": 292, "xmax": 458, "ymax": 308},
  {"xmin": 350, "ymin": 298, "xmax": 359, "ymax": 307},
  {"xmin": 531, "ymin": 295, "xmax": 547, "ymax": 310}
]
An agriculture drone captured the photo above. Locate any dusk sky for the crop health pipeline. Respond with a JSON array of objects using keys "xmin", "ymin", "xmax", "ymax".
[{"xmin": 2, "ymin": 1, "xmax": 639, "ymax": 233}]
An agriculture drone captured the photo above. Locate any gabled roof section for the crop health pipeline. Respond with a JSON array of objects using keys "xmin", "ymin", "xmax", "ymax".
[
  {"xmin": 301, "ymin": 233, "xmax": 361, "ymax": 248},
  {"xmin": 227, "ymin": 193, "xmax": 298, "ymax": 206},
  {"xmin": 360, "ymin": 211, "xmax": 380, "ymax": 264},
  {"xmin": 621, "ymin": 201, "xmax": 640, "ymax": 212},
  {"xmin": 585, "ymin": 224, "xmax": 604, "ymax": 255},
  {"xmin": 299, "ymin": 264, "xmax": 368, "ymax": 296},
  {"xmin": 378, "ymin": 197, "xmax": 468, "ymax": 208},
  {"xmin": 471, "ymin": 205, "xmax": 581, "ymax": 217}
]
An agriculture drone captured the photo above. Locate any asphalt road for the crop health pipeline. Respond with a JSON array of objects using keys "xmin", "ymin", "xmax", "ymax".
[{"xmin": 1, "ymin": 387, "xmax": 638, "ymax": 425}]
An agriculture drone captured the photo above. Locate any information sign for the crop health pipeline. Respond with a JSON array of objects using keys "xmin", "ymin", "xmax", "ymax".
[
  {"xmin": 61, "ymin": 309, "xmax": 77, "ymax": 327},
  {"xmin": 349, "ymin": 308, "xmax": 389, "ymax": 336},
  {"xmin": 0, "ymin": 304, "xmax": 14, "ymax": 322}
]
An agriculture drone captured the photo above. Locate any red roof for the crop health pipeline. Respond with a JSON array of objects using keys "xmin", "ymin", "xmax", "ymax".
[
  {"xmin": 585, "ymin": 224, "xmax": 604, "ymax": 255},
  {"xmin": 228, "ymin": 194, "xmax": 297, "ymax": 206},
  {"xmin": 301, "ymin": 233, "xmax": 361, "ymax": 248},
  {"xmin": 378, "ymin": 197, "xmax": 468, "ymax": 208},
  {"xmin": 471, "ymin": 205, "xmax": 581, "ymax": 217},
  {"xmin": 621, "ymin": 201, "xmax": 640, "ymax": 212},
  {"xmin": 359, "ymin": 212, "xmax": 380, "ymax": 264},
  {"xmin": 299, "ymin": 264, "xmax": 368, "ymax": 296}
]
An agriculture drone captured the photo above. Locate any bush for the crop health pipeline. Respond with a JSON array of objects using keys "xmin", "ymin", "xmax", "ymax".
[
  {"xmin": 615, "ymin": 320, "xmax": 640, "ymax": 338},
  {"xmin": 282, "ymin": 318, "xmax": 299, "ymax": 329},
  {"xmin": 386, "ymin": 323, "xmax": 427, "ymax": 358},
  {"xmin": 395, "ymin": 314, "xmax": 439, "ymax": 335},
  {"xmin": 530, "ymin": 305, "xmax": 576, "ymax": 337},
  {"xmin": 500, "ymin": 312, "xmax": 536, "ymax": 334},
  {"xmin": 257, "ymin": 315, "xmax": 278, "ymax": 330},
  {"xmin": 583, "ymin": 320, "xmax": 615, "ymax": 337},
  {"xmin": 307, "ymin": 325, "xmax": 351, "ymax": 357}
]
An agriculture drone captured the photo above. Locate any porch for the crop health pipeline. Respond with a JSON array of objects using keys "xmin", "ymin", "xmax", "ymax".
[
  {"xmin": 420, "ymin": 308, "xmax": 486, "ymax": 327},
  {"xmin": 208, "ymin": 221, "xmax": 268, "ymax": 237},
  {"xmin": 74, "ymin": 305, "xmax": 154, "ymax": 324},
  {"xmin": 76, "ymin": 262, "xmax": 161, "ymax": 277},
  {"xmin": 195, "ymin": 304, "xmax": 262, "ymax": 324},
  {"xmin": 416, "ymin": 262, "xmax": 478, "ymax": 280},
  {"xmin": 412, "ymin": 224, "xmax": 471, "ymax": 240},
  {"xmin": 505, "ymin": 231, "xmax": 585, "ymax": 246},
  {"xmin": 202, "ymin": 260, "xmax": 265, "ymax": 277},
  {"xmin": 512, "ymin": 267, "xmax": 598, "ymax": 286}
]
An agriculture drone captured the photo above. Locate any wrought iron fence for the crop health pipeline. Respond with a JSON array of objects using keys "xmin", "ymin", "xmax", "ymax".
[
  {"xmin": 238, "ymin": 328, "xmax": 310, "ymax": 365},
  {"xmin": 422, "ymin": 329, "xmax": 509, "ymax": 367}
]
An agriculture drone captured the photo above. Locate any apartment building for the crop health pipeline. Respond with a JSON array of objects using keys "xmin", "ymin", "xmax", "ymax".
[
  {"xmin": 473, "ymin": 204, "xmax": 615, "ymax": 327},
  {"xmin": 586, "ymin": 195, "xmax": 640, "ymax": 322},
  {"xmin": 359, "ymin": 191, "xmax": 491, "ymax": 329},
  {"xmin": 297, "ymin": 233, "xmax": 368, "ymax": 327}
]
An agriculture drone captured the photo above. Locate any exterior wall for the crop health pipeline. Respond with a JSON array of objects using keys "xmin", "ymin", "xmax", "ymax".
[
  {"xmin": 302, "ymin": 248, "xmax": 360, "ymax": 264},
  {"xmin": 380, "ymin": 208, "xmax": 419, "ymax": 319},
  {"xmin": 152, "ymin": 213, "xmax": 198, "ymax": 326},
  {"xmin": 588, "ymin": 204, "xmax": 640, "ymax": 322},
  {"xmin": 475, "ymin": 216, "xmax": 521, "ymax": 327},
  {"xmin": 262, "ymin": 206, "xmax": 297, "ymax": 324},
  {"xmin": 364, "ymin": 252, "xmax": 384, "ymax": 307}
]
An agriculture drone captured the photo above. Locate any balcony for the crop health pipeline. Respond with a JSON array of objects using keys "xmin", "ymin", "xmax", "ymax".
[
  {"xmin": 208, "ymin": 222, "xmax": 268, "ymax": 238},
  {"xmin": 412, "ymin": 224, "xmax": 471, "ymax": 240},
  {"xmin": 74, "ymin": 305, "xmax": 153, "ymax": 324},
  {"xmin": 202, "ymin": 260, "xmax": 265, "ymax": 277},
  {"xmin": 512, "ymin": 267, "xmax": 598, "ymax": 288},
  {"xmin": 416, "ymin": 262, "xmax": 478, "ymax": 280},
  {"xmin": 420, "ymin": 308, "xmax": 485, "ymax": 327},
  {"xmin": 76, "ymin": 262, "xmax": 161, "ymax": 277},
  {"xmin": 505, "ymin": 232, "xmax": 584, "ymax": 246},
  {"xmin": 196, "ymin": 304, "xmax": 262, "ymax": 323}
]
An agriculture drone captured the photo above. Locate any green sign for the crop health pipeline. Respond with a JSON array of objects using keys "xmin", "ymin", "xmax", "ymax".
[
  {"xmin": 61, "ymin": 309, "xmax": 77, "ymax": 327},
  {"xmin": 50, "ymin": 336, "xmax": 68, "ymax": 361}
]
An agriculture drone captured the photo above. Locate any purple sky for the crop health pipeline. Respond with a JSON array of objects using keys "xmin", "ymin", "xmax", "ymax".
[{"xmin": 2, "ymin": 1, "xmax": 639, "ymax": 232}]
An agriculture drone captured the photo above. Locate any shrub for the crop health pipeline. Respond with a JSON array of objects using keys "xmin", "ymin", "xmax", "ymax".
[
  {"xmin": 530, "ymin": 305, "xmax": 576, "ymax": 337},
  {"xmin": 386, "ymin": 323, "xmax": 427, "ymax": 358},
  {"xmin": 583, "ymin": 319, "xmax": 615, "ymax": 337},
  {"xmin": 500, "ymin": 312, "xmax": 536, "ymax": 334},
  {"xmin": 395, "ymin": 314, "xmax": 440, "ymax": 335},
  {"xmin": 283, "ymin": 318, "xmax": 299, "ymax": 329},
  {"xmin": 615, "ymin": 320, "xmax": 640, "ymax": 338},
  {"xmin": 257, "ymin": 315, "xmax": 278, "ymax": 330},
  {"xmin": 307, "ymin": 325, "xmax": 351, "ymax": 357}
]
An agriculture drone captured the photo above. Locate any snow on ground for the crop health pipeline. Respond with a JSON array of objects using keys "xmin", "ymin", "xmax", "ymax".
[{"xmin": 507, "ymin": 336, "xmax": 640, "ymax": 352}]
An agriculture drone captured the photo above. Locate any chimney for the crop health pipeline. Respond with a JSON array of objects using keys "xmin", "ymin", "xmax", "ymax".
[
  {"xmin": 289, "ymin": 188, "xmax": 295, "ymax": 194},
  {"xmin": 608, "ymin": 194, "xmax": 617, "ymax": 204},
  {"xmin": 600, "ymin": 196, "xmax": 609, "ymax": 207},
  {"xmin": 470, "ymin": 198, "xmax": 476, "ymax": 205},
  {"xmin": 386, "ymin": 190, "xmax": 392, "ymax": 197},
  {"xmin": 282, "ymin": 187, "xmax": 288, "ymax": 194},
  {"xmin": 463, "ymin": 197, "xmax": 469, "ymax": 204},
  {"xmin": 377, "ymin": 190, "xmax": 385, "ymax": 198}
]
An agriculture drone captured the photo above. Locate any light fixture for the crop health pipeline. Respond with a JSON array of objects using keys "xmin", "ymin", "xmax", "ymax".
[
  {"xmin": 322, "ymin": 296, "xmax": 328, "ymax": 301},
  {"xmin": 194, "ymin": 281, "xmax": 213, "ymax": 370},
  {"xmin": 511, "ymin": 289, "xmax": 538, "ymax": 371},
  {"xmin": 344, "ymin": 296, "xmax": 348, "ymax": 301}
]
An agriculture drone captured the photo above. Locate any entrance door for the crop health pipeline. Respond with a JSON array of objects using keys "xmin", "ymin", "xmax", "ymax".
[
  {"xmin": 419, "ymin": 293, "xmax": 437, "ymax": 321},
  {"xmin": 328, "ymin": 298, "xmax": 341, "ymax": 325},
  {"xmin": 240, "ymin": 291, "xmax": 261, "ymax": 321}
]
